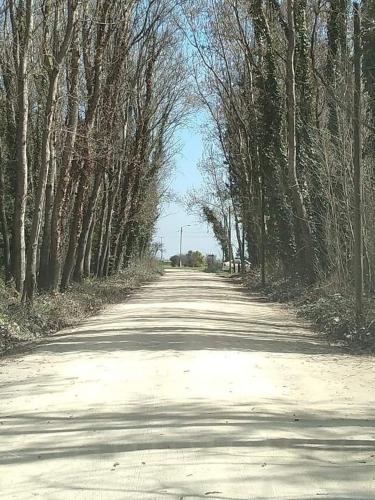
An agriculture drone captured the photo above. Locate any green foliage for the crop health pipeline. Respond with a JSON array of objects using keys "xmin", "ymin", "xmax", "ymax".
[
  {"xmin": 202, "ymin": 206, "xmax": 229, "ymax": 260},
  {"xmin": 170, "ymin": 255, "xmax": 180, "ymax": 267},
  {"xmin": 186, "ymin": 250, "xmax": 205, "ymax": 268},
  {"xmin": 205, "ymin": 255, "xmax": 222, "ymax": 273},
  {"xmin": 252, "ymin": 9, "xmax": 297, "ymax": 272},
  {"xmin": 170, "ymin": 251, "xmax": 205, "ymax": 268}
]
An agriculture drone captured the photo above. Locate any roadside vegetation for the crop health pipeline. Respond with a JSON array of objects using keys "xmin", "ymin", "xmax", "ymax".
[
  {"xmin": 242, "ymin": 268, "xmax": 375, "ymax": 350},
  {"xmin": 0, "ymin": 1, "xmax": 185, "ymax": 354},
  {"xmin": 0, "ymin": 259, "xmax": 162, "ymax": 356},
  {"xmin": 170, "ymin": 251, "xmax": 205, "ymax": 268},
  {"xmin": 0, "ymin": 1, "xmax": 186, "ymax": 303},
  {"xmin": 0, "ymin": 1, "xmax": 374, "ymax": 353},
  {"xmin": 185, "ymin": 1, "xmax": 375, "ymax": 350}
]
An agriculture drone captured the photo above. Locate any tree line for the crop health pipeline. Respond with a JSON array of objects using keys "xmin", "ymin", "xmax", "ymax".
[
  {"xmin": 0, "ymin": 0, "xmax": 187, "ymax": 302},
  {"xmin": 187, "ymin": 0, "xmax": 374, "ymax": 321},
  {"xmin": 170, "ymin": 250, "xmax": 205, "ymax": 268}
]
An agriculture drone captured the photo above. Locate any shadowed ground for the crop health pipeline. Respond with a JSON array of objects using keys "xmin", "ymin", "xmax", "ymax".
[{"xmin": 1, "ymin": 269, "xmax": 375, "ymax": 499}]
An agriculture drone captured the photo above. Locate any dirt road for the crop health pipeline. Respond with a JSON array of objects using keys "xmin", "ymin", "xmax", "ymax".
[{"xmin": 1, "ymin": 270, "xmax": 375, "ymax": 499}]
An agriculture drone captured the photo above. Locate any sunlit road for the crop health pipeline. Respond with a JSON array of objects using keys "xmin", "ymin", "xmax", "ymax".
[{"xmin": 1, "ymin": 269, "xmax": 375, "ymax": 499}]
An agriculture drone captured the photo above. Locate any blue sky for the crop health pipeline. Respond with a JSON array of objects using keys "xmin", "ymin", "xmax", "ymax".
[{"xmin": 156, "ymin": 116, "xmax": 220, "ymax": 259}]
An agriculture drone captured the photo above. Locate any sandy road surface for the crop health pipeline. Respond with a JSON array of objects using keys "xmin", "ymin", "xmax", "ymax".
[{"xmin": 1, "ymin": 269, "xmax": 375, "ymax": 500}]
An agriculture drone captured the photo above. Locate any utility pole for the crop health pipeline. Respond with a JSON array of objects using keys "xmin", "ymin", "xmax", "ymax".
[
  {"xmin": 353, "ymin": 2, "xmax": 363, "ymax": 326},
  {"xmin": 179, "ymin": 225, "xmax": 190, "ymax": 268},
  {"xmin": 179, "ymin": 228, "xmax": 183, "ymax": 268},
  {"xmin": 160, "ymin": 237, "xmax": 163, "ymax": 262}
]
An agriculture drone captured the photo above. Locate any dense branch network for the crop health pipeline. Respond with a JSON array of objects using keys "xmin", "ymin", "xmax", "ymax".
[{"xmin": 0, "ymin": 0, "xmax": 188, "ymax": 301}]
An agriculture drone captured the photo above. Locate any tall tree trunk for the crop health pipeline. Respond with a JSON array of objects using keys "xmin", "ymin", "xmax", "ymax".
[
  {"xmin": 68, "ymin": 0, "xmax": 114, "ymax": 283},
  {"xmin": 326, "ymin": 0, "xmax": 348, "ymax": 139},
  {"xmin": 0, "ymin": 159, "xmax": 11, "ymax": 283},
  {"xmin": 252, "ymin": 0, "xmax": 296, "ymax": 274},
  {"xmin": 61, "ymin": 171, "xmax": 86, "ymax": 290},
  {"xmin": 73, "ymin": 170, "xmax": 102, "ymax": 282},
  {"xmin": 95, "ymin": 174, "xmax": 109, "ymax": 277},
  {"xmin": 353, "ymin": 2, "xmax": 363, "ymax": 325},
  {"xmin": 49, "ymin": 46, "xmax": 79, "ymax": 292},
  {"xmin": 286, "ymin": 0, "xmax": 316, "ymax": 283},
  {"xmin": 23, "ymin": 70, "xmax": 60, "ymax": 302},
  {"xmin": 260, "ymin": 174, "xmax": 266, "ymax": 286},
  {"xmin": 23, "ymin": 2, "xmax": 76, "ymax": 302},
  {"xmin": 113, "ymin": 217, "xmax": 131, "ymax": 274},
  {"xmin": 362, "ymin": 0, "xmax": 375, "ymax": 132},
  {"xmin": 11, "ymin": 0, "xmax": 33, "ymax": 294},
  {"xmin": 38, "ymin": 135, "xmax": 56, "ymax": 289},
  {"xmin": 84, "ymin": 213, "xmax": 96, "ymax": 278},
  {"xmin": 98, "ymin": 165, "xmax": 122, "ymax": 277}
]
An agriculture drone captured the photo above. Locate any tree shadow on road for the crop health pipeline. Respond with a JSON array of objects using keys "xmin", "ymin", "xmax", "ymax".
[
  {"xmin": 1, "ymin": 401, "xmax": 375, "ymax": 498},
  {"xmin": 34, "ymin": 303, "xmax": 335, "ymax": 356},
  {"xmin": 6, "ymin": 269, "xmax": 338, "ymax": 358},
  {"xmin": 1, "ymin": 271, "xmax": 373, "ymax": 499}
]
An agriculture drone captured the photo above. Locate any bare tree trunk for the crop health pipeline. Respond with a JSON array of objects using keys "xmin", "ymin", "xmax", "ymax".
[
  {"xmin": 353, "ymin": 2, "xmax": 363, "ymax": 325},
  {"xmin": 228, "ymin": 206, "xmax": 236, "ymax": 273},
  {"xmin": 23, "ymin": 2, "xmax": 76, "ymax": 301},
  {"xmin": 95, "ymin": 174, "xmax": 108, "ymax": 277},
  {"xmin": 112, "ymin": 190, "xmax": 133, "ymax": 274},
  {"xmin": 260, "ymin": 174, "xmax": 266, "ymax": 286},
  {"xmin": 234, "ymin": 212, "xmax": 244, "ymax": 272},
  {"xmin": 65, "ymin": 1, "xmax": 113, "ymax": 285},
  {"xmin": 23, "ymin": 70, "xmax": 59, "ymax": 301},
  {"xmin": 49, "ymin": 46, "xmax": 79, "ymax": 292},
  {"xmin": 84, "ymin": 213, "xmax": 96, "ymax": 278},
  {"xmin": 61, "ymin": 172, "xmax": 86, "ymax": 290},
  {"xmin": 113, "ymin": 219, "xmax": 130, "ymax": 274},
  {"xmin": 73, "ymin": 170, "xmax": 102, "ymax": 282},
  {"xmin": 0, "ymin": 65, "xmax": 16, "ymax": 283},
  {"xmin": 0, "ymin": 158, "xmax": 11, "ymax": 283},
  {"xmin": 98, "ymin": 165, "xmax": 122, "ymax": 277},
  {"xmin": 11, "ymin": 0, "xmax": 33, "ymax": 294},
  {"xmin": 38, "ymin": 135, "xmax": 56, "ymax": 289}
]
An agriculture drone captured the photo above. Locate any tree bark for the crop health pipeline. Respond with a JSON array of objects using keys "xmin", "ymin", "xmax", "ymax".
[
  {"xmin": 61, "ymin": 171, "xmax": 86, "ymax": 290},
  {"xmin": 0, "ymin": 157, "xmax": 11, "ymax": 283},
  {"xmin": 11, "ymin": 0, "xmax": 33, "ymax": 294},
  {"xmin": 95, "ymin": 174, "xmax": 109, "ymax": 277},
  {"xmin": 286, "ymin": 0, "xmax": 316, "ymax": 283},
  {"xmin": 49, "ymin": 45, "xmax": 80, "ymax": 292},
  {"xmin": 98, "ymin": 165, "xmax": 122, "ymax": 277},
  {"xmin": 84, "ymin": 213, "xmax": 96, "ymax": 278},
  {"xmin": 23, "ymin": 69, "xmax": 59, "ymax": 302},
  {"xmin": 23, "ymin": 1, "xmax": 77, "ymax": 301},
  {"xmin": 73, "ymin": 170, "xmax": 102, "ymax": 282},
  {"xmin": 38, "ymin": 135, "xmax": 56, "ymax": 289},
  {"xmin": 353, "ymin": 2, "xmax": 363, "ymax": 325}
]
